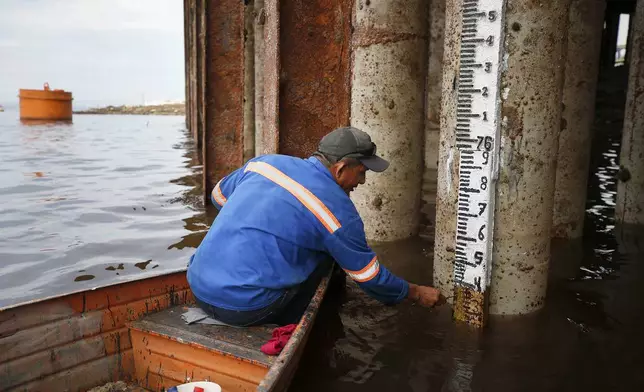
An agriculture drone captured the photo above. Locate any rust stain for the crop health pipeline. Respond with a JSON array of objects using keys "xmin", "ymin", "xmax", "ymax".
[
  {"xmin": 202, "ymin": 0, "xmax": 246, "ymax": 201},
  {"xmin": 351, "ymin": 27, "xmax": 425, "ymax": 48},
  {"xmin": 453, "ymin": 285, "xmax": 487, "ymax": 328},
  {"xmin": 277, "ymin": 0, "xmax": 352, "ymax": 158}
]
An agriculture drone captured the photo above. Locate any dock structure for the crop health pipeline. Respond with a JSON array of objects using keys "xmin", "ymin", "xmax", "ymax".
[{"xmin": 184, "ymin": 0, "xmax": 643, "ymax": 325}]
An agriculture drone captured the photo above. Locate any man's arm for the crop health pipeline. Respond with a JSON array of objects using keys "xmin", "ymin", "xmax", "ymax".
[{"xmin": 324, "ymin": 218, "xmax": 440, "ymax": 307}]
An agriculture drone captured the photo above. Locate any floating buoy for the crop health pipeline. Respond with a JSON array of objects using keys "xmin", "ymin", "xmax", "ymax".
[{"xmin": 19, "ymin": 83, "xmax": 73, "ymax": 122}]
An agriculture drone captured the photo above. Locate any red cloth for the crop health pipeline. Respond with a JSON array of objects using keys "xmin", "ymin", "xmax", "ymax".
[{"xmin": 261, "ymin": 324, "xmax": 297, "ymax": 355}]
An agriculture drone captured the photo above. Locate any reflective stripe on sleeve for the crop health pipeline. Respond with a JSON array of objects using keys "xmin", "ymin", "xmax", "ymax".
[
  {"xmin": 211, "ymin": 179, "xmax": 227, "ymax": 207},
  {"xmin": 244, "ymin": 161, "xmax": 342, "ymax": 233},
  {"xmin": 344, "ymin": 256, "xmax": 380, "ymax": 283}
]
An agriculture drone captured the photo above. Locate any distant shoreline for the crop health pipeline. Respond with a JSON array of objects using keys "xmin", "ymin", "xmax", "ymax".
[{"xmin": 74, "ymin": 103, "xmax": 185, "ymax": 116}]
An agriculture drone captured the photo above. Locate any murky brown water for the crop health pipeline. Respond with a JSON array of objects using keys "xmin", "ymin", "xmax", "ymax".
[
  {"xmin": 290, "ymin": 66, "xmax": 644, "ymax": 391},
  {"xmin": 0, "ymin": 111, "xmax": 211, "ymax": 308}
]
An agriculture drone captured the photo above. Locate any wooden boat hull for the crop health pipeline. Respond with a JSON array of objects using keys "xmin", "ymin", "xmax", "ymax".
[
  {"xmin": 0, "ymin": 271, "xmax": 192, "ymax": 391},
  {"xmin": 0, "ymin": 269, "xmax": 330, "ymax": 392}
]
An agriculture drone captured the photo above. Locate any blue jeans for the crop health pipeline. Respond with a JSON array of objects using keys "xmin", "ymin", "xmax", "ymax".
[{"xmin": 195, "ymin": 259, "xmax": 334, "ymax": 327}]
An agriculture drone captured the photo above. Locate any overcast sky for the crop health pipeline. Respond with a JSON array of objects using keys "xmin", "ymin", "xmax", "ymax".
[{"xmin": 0, "ymin": 0, "xmax": 185, "ymax": 108}]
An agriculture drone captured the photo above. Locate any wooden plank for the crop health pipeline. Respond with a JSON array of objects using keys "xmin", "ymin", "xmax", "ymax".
[
  {"xmin": 131, "ymin": 329, "xmax": 267, "ymax": 385},
  {"xmin": 1, "ymin": 328, "xmax": 130, "ymax": 390},
  {"xmin": 0, "ymin": 289, "xmax": 191, "ymax": 363},
  {"xmin": 0, "ymin": 272, "xmax": 189, "ymax": 336},
  {"xmin": 140, "ymin": 350, "xmax": 258, "ymax": 392},
  {"xmin": 0, "ymin": 272, "xmax": 192, "ymax": 391},
  {"xmin": 141, "ymin": 308, "xmax": 273, "ymax": 354},
  {"xmin": 141, "ymin": 371, "xmax": 185, "ymax": 392},
  {"xmin": 7, "ymin": 351, "xmax": 134, "ymax": 392}
]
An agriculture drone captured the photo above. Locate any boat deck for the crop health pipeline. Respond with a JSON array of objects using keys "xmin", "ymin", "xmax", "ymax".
[
  {"xmin": 130, "ymin": 306, "xmax": 277, "ymax": 367},
  {"xmin": 129, "ymin": 306, "xmax": 277, "ymax": 391}
]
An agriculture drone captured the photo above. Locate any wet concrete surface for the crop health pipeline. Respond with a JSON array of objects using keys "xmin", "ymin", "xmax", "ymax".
[
  {"xmin": 0, "ymin": 112, "xmax": 212, "ymax": 308},
  {"xmin": 290, "ymin": 66, "xmax": 644, "ymax": 391}
]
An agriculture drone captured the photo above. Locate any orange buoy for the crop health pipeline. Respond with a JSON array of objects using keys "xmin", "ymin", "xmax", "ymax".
[{"xmin": 19, "ymin": 83, "xmax": 73, "ymax": 121}]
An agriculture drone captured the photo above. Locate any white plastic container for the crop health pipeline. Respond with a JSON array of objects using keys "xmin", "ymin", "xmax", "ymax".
[{"xmin": 170, "ymin": 381, "xmax": 222, "ymax": 392}]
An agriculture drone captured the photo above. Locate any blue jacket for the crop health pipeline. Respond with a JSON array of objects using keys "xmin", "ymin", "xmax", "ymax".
[{"xmin": 187, "ymin": 155, "xmax": 409, "ymax": 311}]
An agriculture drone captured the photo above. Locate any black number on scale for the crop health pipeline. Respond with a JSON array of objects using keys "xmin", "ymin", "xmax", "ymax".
[
  {"xmin": 477, "ymin": 136, "xmax": 493, "ymax": 151},
  {"xmin": 482, "ymin": 87, "xmax": 489, "ymax": 97},
  {"xmin": 480, "ymin": 176, "xmax": 488, "ymax": 190},
  {"xmin": 482, "ymin": 111, "xmax": 488, "ymax": 121},
  {"xmin": 478, "ymin": 225, "xmax": 486, "ymax": 240},
  {"xmin": 485, "ymin": 62, "xmax": 492, "ymax": 73},
  {"xmin": 478, "ymin": 202, "xmax": 487, "ymax": 216},
  {"xmin": 486, "ymin": 36, "xmax": 494, "ymax": 46},
  {"xmin": 482, "ymin": 151, "xmax": 490, "ymax": 164},
  {"xmin": 474, "ymin": 251, "xmax": 484, "ymax": 265},
  {"xmin": 488, "ymin": 11, "xmax": 497, "ymax": 22}
]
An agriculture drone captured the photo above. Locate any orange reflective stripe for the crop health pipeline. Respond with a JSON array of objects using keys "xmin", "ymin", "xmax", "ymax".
[
  {"xmin": 244, "ymin": 161, "xmax": 342, "ymax": 233},
  {"xmin": 211, "ymin": 179, "xmax": 227, "ymax": 207},
  {"xmin": 344, "ymin": 256, "xmax": 380, "ymax": 283}
]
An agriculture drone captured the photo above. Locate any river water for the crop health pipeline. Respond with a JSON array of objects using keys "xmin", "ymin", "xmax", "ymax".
[{"xmin": 0, "ymin": 111, "xmax": 210, "ymax": 308}]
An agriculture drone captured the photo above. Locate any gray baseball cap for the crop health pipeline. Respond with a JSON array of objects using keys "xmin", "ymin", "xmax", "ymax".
[{"xmin": 317, "ymin": 127, "xmax": 390, "ymax": 172}]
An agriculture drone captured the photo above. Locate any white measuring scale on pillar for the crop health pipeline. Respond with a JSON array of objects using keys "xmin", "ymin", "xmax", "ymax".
[{"xmin": 452, "ymin": 0, "xmax": 505, "ymax": 326}]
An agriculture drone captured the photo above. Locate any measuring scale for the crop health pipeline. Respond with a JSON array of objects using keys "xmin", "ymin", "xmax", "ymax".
[{"xmin": 452, "ymin": 0, "xmax": 505, "ymax": 326}]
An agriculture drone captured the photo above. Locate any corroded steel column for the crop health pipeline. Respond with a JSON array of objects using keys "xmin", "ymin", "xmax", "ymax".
[
  {"xmin": 278, "ymin": 0, "xmax": 353, "ymax": 157},
  {"xmin": 552, "ymin": 0, "xmax": 605, "ymax": 238},
  {"xmin": 420, "ymin": 0, "xmax": 446, "ymax": 240},
  {"xmin": 350, "ymin": 0, "xmax": 428, "ymax": 241},
  {"xmin": 617, "ymin": 0, "xmax": 644, "ymax": 226},
  {"xmin": 254, "ymin": 0, "xmax": 266, "ymax": 156},
  {"xmin": 434, "ymin": 0, "xmax": 571, "ymax": 316},
  {"xmin": 188, "ymin": 0, "xmax": 199, "ymax": 145},
  {"xmin": 259, "ymin": 0, "xmax": 280, "ymax": 155},
  {"xmin": 244, "ymin": 1, "xmax": 256, "ymax": 162},
  {"xmin": 202, "ymin": 0, "xmax": 246, "ymax": 201},
  {"xmin": 184, "ymin": 0, "xmax": 190, "ymax": 129},
  {"xmin": 197, "ymin": 0, "xmax": 206, "ymax": 153}
]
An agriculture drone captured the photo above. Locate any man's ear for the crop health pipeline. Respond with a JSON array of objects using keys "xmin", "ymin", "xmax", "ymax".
[{"xmin": 334, "ymin": 161, "xmax": 349, "ymax": 177}]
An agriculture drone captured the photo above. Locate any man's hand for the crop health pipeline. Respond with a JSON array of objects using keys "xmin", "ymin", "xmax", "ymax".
[{"xmin": 408, "ymin": 283, "xmax": 443, "ymax": 308}]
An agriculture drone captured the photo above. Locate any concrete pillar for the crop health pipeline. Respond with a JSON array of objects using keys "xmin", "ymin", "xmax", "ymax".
[
  {"xmin": 552, "ymin": 0, "xmax": 605, "ymax": 239},
  {"xmin": 278, "ymin": 0, "xmax": 352, "ymax": 158},
  {"xmin": 202, "ymin": 0, "xmax": 246, "ymax": 200},
  {"xmin": 350, "ymin": 0, "xmax": 427, "ymax": 241},
  {"xmin": 243, "ymin": 1, "xmax": 256, "ymax": 162},
  {"xmin": 617, "ymin": 0, "xmax": 644, "ymax": 226},
  {"xmin": 434, "ymin": 0, "xmax": 570, "ymax": 315},
  {"xmin": 420, "ymin": 0, "xmax": 446, "ymax": 241}
]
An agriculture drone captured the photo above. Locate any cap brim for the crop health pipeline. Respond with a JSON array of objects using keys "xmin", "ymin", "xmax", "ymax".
[{"xmin": 359, "ymin": 155, "xmax": 390, "ymax": 173}]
